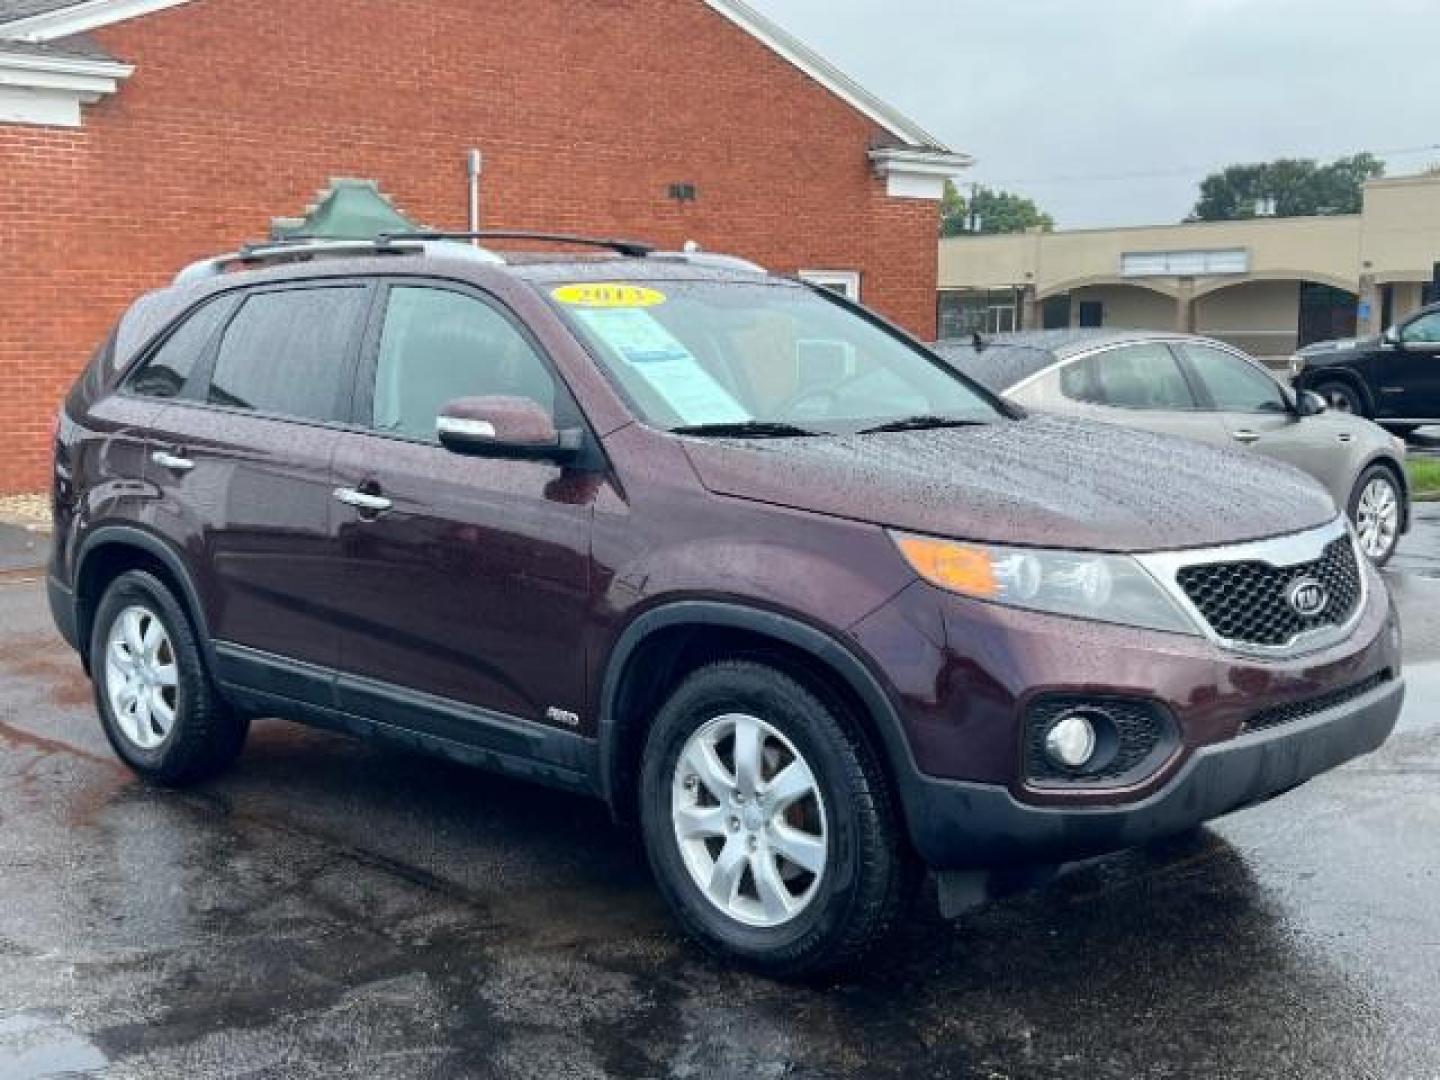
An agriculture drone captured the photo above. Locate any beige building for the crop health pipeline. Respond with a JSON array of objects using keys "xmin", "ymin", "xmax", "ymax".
[{"xmin": 937, "ymin": 173, "xmax": 1440, "ymax": 359}]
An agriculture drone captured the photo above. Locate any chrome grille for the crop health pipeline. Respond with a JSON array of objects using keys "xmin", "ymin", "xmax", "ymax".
[{"xmin": 1175, "ymin": 535, "xmax": 1361, "ymax": 649}]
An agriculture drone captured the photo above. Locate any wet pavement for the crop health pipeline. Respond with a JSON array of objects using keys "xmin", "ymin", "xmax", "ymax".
[
  {"xmin": 1, "ymin": 542, "xmax": 1439, "ymax": 1077},
  {"xmin": 1392, "ymin": 502, "xmax": 1440, "ymax": 581},
  {"xmin": 0, "ymin": 524, "xmax": 48, "ymax": 577}
]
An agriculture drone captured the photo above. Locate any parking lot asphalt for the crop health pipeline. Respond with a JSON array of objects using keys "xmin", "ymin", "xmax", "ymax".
[{"xmin": 1, "ymin": 531, "xmax": 1439, "ymax": 1078}]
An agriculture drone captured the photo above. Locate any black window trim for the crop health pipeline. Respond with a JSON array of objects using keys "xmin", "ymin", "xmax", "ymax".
[{"xmin": 348, "ymin": 275, "xmax": 595, "ymax": 451}]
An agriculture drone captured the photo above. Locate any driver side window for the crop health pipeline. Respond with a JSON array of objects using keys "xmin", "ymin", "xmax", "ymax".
[
  {"xmin": 1181, "ymin": 344, "xmax": 1288, "ymax": 414},
  {"xmin": 1401, "ymin": 311, "xmax": 1440, "ymax": 346},
  {"xmin": 370, "ymin": 286, "xmax": 557, "ymax": 442}
]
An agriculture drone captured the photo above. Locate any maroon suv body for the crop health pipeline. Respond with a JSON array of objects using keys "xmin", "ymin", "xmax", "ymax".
[{"xmin": 49, "ymin": 237, "xmax": 1404, "ymax": 976}]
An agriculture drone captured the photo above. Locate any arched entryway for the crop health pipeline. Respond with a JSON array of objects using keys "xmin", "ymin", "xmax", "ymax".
[
  {"xmin": 1194, "ymin": 277, "xmax": 1357, "ymax": 359},
  {"xmin": 1036, "ymin": 278, "xmax": 1178, "ymax": 330}
]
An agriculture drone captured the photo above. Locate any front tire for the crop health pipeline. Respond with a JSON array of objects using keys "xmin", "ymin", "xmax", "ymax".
[
  {"xmin": 639, "ymin": 661, "xmax": 916, "ymax": 978},
  {"xmin": 1349, "ymin": 465, "xmax": 1403, "ymax": 566},
  {"xmin": 90, "ymin": 570, "xmax": 249, "ymax": 785},
  {"xmin": 1313, "ymin": 379, "xmax": 1367, "ymax": 417}
]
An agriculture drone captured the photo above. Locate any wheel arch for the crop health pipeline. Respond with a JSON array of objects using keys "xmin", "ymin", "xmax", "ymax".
[
  {"xmin": 74, "ymin": 526, "xmax": 217, "ymax": 674},
  {"xmin": 1307, "ymin": 367, "xmax": 1375, "ymax": 416},
  {"xmin": 597, "ymin": 600, "xmax": 920, "ymax": 825},
  {"xmin": 1356, "ymin": 453, "xmax": 1411, "ymax": 534}
]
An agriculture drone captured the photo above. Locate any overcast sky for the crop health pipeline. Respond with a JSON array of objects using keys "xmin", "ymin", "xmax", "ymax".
[{"xmin": 746, "ymin": 0, "xmax": 1440, "ymax": 229}]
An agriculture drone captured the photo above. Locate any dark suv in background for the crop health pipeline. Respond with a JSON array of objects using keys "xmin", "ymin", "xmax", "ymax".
[
  {"xmin": 50, "ymin": 233, "xmax": 1405, "ymax": 976},
  {"xmin": 1292, "ymin": 301, "xmax": 1440, "ymax": 434}
]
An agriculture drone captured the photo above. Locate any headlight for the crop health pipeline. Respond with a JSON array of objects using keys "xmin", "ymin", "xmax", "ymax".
[{"xmin": 891, "ymin": 532, "xmax": 1199, "ymax": 635}]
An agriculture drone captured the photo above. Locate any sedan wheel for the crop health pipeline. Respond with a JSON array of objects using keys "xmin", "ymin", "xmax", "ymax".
[
  {"xmin": 671, "ymin": 712, "xmax": 828, "ymax": 929},
  {"xmin": 1351, "ymin": 470, "xmax": 1402, "ymax": 564}
]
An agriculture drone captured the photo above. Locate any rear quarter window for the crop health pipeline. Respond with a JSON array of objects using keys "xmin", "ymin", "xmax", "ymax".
[{"xmin": 125, "ymin": 297, "xmax": 233, "ymax": 400}]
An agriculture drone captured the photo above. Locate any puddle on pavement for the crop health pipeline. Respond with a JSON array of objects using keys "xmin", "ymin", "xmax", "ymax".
[{"xmin": 0, "ymin": 1013, "xmax": 108, "ymax": 1078}]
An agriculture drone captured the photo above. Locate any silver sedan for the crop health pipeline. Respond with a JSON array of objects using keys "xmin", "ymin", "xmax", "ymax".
[{"xmin": 935, "ymin": 330, "xmax": 1410, "ymax": 565}]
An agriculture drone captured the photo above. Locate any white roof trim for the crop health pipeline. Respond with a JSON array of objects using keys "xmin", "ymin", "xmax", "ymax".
[
  {"xmin": 0, "ymin": 47, "xmax": 130, "ymax": 124},
  {"xmin": 869, "ymin": 147, "xmax": 974, "ymax": 176},
  {"xmin": 1, "ymin": 0, "xmax": 193, "ymax": 40},
  {"xmin": 869, "ymin": 146, "xmax": 972, "ymax": 200},
  {"xmin": 702, "ymin": 0, "xmax": 952, "ymax": 150}
]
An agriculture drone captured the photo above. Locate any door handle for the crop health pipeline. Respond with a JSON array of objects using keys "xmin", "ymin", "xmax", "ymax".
[
  {"xmin": 151, "ymin": 450, "xmax": 195, "ymax": 472},
  {"xmin": 1231, "ymin": 430, "xmax": 1261, "ymax": 444},
  {"xmin": 334, "ymin": 487, "xmax": 393, "ymax": 514}
]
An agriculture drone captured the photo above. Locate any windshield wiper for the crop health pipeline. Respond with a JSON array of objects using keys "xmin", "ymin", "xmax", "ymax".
[
  {"xmin": 858, "ymin": 415, "xmax": 987, "ymax": 434},
  {"xmin": 670, "ymin": 421, "xmax": 821, "ymax": 439}
]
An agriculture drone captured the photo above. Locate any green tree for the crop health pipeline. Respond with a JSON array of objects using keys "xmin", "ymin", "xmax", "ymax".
[
  {"xmin": 940, "ymin": 181, "xmax": 1055, "ymax": 237},
  {"xmin": 1190, "ymin": 153, "xmax": 1384, "ymax": 221}
]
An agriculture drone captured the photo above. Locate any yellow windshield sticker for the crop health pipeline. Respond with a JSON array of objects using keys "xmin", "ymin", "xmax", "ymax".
[{"xmin": 552, "ymin": 283, "xmax": 667, "ymax": 308}]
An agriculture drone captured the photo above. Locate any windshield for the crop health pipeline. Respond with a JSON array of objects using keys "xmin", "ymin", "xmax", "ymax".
[{"xmin": 546, "ymin": 280, "xmax": 1005, "ymax": 434}]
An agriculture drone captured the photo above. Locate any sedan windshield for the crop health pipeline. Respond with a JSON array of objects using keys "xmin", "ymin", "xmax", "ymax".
[{"xmin": 546, "ymin": 280, "xmax": 1004, "ymax": 435}]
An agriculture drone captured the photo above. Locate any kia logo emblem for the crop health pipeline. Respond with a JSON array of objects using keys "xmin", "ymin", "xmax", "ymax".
[{"xmin": 1287, "ymin": 577, "xmax": 1329, "ymax": 618}]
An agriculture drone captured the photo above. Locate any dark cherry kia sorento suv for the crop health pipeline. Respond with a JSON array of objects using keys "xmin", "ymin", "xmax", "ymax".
[{"xmin": 50, "ymin": 232, "xmax": 1404, "ymax": 976}]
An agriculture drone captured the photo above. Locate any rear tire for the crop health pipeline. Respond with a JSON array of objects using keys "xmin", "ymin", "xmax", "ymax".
[
  {"xmin": 1313, "ymin": 380, "xmax": 1367, "ymax": 417},
  {"xmin": 639, "ymin": 660, "xmax": 917, "ymax": 979},
  {"xmin": 90, "ymin": 570, "xmax": 249, "ymax": 785},
  {"xmin": 1348, "ymin": 465, "xmax": 1404, "ymax": 566}
]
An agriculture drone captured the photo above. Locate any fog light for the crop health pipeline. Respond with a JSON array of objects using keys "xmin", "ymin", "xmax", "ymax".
[{"xmin": 1044, "ymin": 711, "xmax": 1098, "ymax": 769}]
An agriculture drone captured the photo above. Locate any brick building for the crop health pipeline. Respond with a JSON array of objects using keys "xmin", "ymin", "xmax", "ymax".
[{"xmin": 0, "ymin": 0, "xmax": 968, "ymax": 494}]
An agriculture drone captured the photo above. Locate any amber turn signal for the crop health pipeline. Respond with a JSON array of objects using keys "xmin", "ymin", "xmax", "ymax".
[{"xmin": 893, "ymin": 535, "xmax": 1000, "ymax": 599}]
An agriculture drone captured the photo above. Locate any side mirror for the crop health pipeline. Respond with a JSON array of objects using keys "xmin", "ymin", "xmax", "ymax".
[
  {"xmin": 436, "ymin": 396, "xmax": 577, "ymax": 461},
  {"xmin": 1297, "ymin": 390, "xmax": 1327, "ymax": 417},
  {"xmin": 1382, "ymin": 325, "xmax": 1402, "ymax": 347}
]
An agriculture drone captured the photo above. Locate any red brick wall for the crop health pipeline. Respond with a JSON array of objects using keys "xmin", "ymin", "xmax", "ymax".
[{"xmin": 0, "ymin": 0, "xmax": 940, "ymax": 494}]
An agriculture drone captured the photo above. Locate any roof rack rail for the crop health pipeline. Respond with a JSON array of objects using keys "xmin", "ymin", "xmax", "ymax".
[
  {"xmin": 172, "ymin": 236, "xmax": 505, "ymax": 285},
  {"xmin": 650, "ymin": 249, "xmax": 767, "ymax": 274},
  {"xmin": 378, "ymin": 230, "xmax": 656, "ymax": 258}
]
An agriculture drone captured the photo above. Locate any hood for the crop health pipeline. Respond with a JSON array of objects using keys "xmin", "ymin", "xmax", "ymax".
[
  {"xmin": 680, "ymin": 414, "xmax": 1337, "ymax": 553},
  {"xmin": 1297, "ymin": 335, "xmax": 1374, "ymax": 359}
]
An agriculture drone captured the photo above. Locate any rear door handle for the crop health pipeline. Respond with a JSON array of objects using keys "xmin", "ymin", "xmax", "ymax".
[
  {"xmin": 334, "ymin": 487, "xmax": 393, "ymax": 514},
  {"xmin": 151, "ymin": 450, "xmax": 195, "ymax": 472},
  {"xmin": 1231, "ymin": 430, "xmax": 1261, "ymax": 444}
]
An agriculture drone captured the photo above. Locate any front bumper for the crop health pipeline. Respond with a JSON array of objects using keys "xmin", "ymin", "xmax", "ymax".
[
  {"xmin": 48, "ymin": 573, "xmax": 80, "ymax": 654},
  {"xmin": 906, "ymin": 674, "xmax": 1403, "ymax": 869}
]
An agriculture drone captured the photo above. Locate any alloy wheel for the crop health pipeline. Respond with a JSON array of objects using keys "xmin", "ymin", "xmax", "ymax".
[
  {"xmin": 1355, "ymin": 477, "xmax": 1400, "ymax": 560},
  {"xmin": 1323, "ymin": 388, "xmax": 1356, "ymax": 413},
  {"xmin": 671, "ymin": 713, "xmax": 828, "ymax": 928},
  {"xmin": 104, "ymin": 605, "xmax": 180, "ymax": 750}
]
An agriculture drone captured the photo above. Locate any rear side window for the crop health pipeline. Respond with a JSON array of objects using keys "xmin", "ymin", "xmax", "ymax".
[
  {"xmin": 206, "ymin": 287, "xmax": 366, "ymax": 420},
  {"xmin": 1058, "ymin": 343, "xmax": 1197, "ymax": 410},
  {"xmin": 127, "ymin": 299, "xmax": 231, "ymax": 400}
]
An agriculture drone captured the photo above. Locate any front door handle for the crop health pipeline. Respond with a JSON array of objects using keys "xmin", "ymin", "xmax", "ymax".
[
  {"xmin": 151, "ymin": 450, "xmax": 195, "ymax": 472},
  {"xmin": 1231, "ymin": 430, "xmax": 1261, "ymax": 444},
  {"xmin": 334, "ymin": 487, "xmax": 393, "ymax": 514}
]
